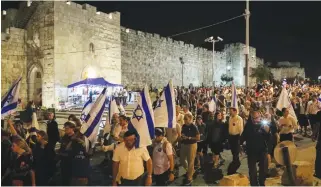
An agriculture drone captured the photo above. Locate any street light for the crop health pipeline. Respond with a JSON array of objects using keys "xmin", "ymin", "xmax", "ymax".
[
  {"xmin": 179, "ymin": 57, "xmax": 184, "ymax": 87},
  {"xmin": 205, "ymin": 36, "xmax": 223, "ymax": 87}
]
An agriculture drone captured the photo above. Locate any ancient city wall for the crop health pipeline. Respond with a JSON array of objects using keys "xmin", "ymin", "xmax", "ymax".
[
  {"xmin": 271, "ymin": 67, "xmax": 305, "ymax": 81},
  {"xmin": 120, "ymin": 27, "xmax": 227, "ymax": 88},
  {"xmin": 53, "ymin": 2, "xmax": 121, "ymax": 106},
  {"xmin": 24, "ymin": 1, "xmax": 55, "ymax": 107},
  {"xmin": 1, "ymin": 28, "xmax": 28, "ymax": 103}
]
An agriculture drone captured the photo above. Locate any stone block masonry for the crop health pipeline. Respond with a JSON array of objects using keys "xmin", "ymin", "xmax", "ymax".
[
  {"xmin": 1, "ymin": 27, "xmax": 27, "ymax": 103},
  {"xmin": 1, "ymin": 1, "xmax": 306, "ymax": 108},
  {"xmin": 121, "ymin": 27, "xmax": 227, "ymax": 88},
  {"xmin": 54, "ymin": 1, "xmax": 121, "ymax": 107}
]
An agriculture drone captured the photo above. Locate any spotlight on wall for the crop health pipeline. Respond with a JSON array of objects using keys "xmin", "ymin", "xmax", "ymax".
[
  {"xmin": 109, "ymin": 13, "xmax": 113, "ymax": 19},
  {"xmin": 227, "ymin": 65, "xmax": 231, "ymax": 70},
  {"xmin": 27, "ymin": 1, "xmax": 32, "ymax": 7},
  {"xmin": 66, "ymin": 1, "xmax": 71, "ymax": 5},
  {"xmin": 96, "ymin": 11, "xmax": 101, "ymax": 15},
  {"xmin": 125, "ymin": 28, "xmax": 130, "ymax": 33},
  {"xmin": 2, "ymin": 10, "xmax": 6, "ymax": 15}
]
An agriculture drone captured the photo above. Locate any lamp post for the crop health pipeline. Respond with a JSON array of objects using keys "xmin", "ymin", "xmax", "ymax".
[
  {"xmin": 244, "ymin": 0, "xmax": 250, "ymax": 87},
  {"xmin": 179, "ymin": 57, "xmax": 184, "ymax": 87},
  {"xmin": 205, "ymin": 36, "xmax": 223, "ymax": 87}
]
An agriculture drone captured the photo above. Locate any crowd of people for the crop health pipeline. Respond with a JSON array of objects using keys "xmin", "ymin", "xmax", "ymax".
[{"xmin": 1, "ymin": 81, "xmax": 321, "ymax": 186}]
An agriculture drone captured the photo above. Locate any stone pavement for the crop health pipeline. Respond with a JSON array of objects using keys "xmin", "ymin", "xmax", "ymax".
[{"xmin": 84, "ymin": 134, "xmax": 316, "ymax": 186}]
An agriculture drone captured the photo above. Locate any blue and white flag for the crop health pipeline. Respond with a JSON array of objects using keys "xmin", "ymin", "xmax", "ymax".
[
  {"xmin": 80, "ymin": 98, "xmax": 93, "ymax": 122},
  {"xmin": 80, "ymin": 87, "xmax": 107, "ymax": 147},
  {"xmin": 129, "ymin": 85, "xmax": 155, "ymax": 148},
  {"xmin": 1, "ymin": 77, "xmax": 22, "ymax": 117},
  {"xmin": 231, "ymin": 82, "xmax": 238, "ymax": 111},
  {"xmin": 154, "ymin": 80, "xmax": 176, "ymax": 128}
]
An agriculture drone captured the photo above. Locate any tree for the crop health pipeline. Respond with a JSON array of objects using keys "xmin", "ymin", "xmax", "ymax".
[
  {"xmin": 250, "ymin": 65, "xmax": 273, "ymax": 83},
  {"xmin": 221, "ymin": 74, "xmax": 234, "ymax": 85}
]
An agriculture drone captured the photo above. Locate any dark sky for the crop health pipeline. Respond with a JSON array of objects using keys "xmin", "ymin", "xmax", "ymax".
[{"xmin": 2, "ymin": 1, "xmax": 321, "ymax": 79}]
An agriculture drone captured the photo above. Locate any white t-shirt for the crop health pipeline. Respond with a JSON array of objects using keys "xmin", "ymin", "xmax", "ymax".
[{"xmin": 152, "ymin": 139, "xmax": 173, "ymax": 175}]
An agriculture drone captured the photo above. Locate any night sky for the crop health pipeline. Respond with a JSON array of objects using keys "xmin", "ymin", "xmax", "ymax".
[{"xmin": 2, "ymin": 1, "xmax": 321, "ymax": 79}]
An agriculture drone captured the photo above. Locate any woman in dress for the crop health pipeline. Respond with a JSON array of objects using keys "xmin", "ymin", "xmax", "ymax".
[{"xmin": 207, "ymin": 112, "xmax": 228, "ymax": 168}]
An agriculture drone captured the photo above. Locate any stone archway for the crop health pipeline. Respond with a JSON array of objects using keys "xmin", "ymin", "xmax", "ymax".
[{"xmin": 27, "ymin": 63, "xmax": 43, "ymax": 106}]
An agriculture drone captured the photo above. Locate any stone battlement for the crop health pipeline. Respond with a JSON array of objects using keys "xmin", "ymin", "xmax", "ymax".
[{"xmin": 120, "ymin": 26, "xmax": 226, "ymax": 57}]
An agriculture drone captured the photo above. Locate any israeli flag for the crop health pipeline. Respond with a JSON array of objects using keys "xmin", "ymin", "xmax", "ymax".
[
  {"xmin": 154, "ymin": 80, "xmax": 176, "ymax": 128},
  {"xmin": 80, "ymin": 87, "xmax": 107, "ymax": 147},
  {"xmin": 80, "ymin": 98, "xmax": 93, "ymax": 122},
  {"xmin": 1, "ymin": 77, "xmax": 22, "ymax": 117},
  {"xmin": 103, "ymin": 98, "xmax": 120, "ymax": 134},
  {"xmin": 231, "ymin": 82, "xmax": 238, "ymax": 111},
  {"xmin": 129, "ymin": 85, "xmax": 155, "ymax": 148},
  {"xmin": 277, "ymin": 87, "xmax": 298, "ymax": 122}
]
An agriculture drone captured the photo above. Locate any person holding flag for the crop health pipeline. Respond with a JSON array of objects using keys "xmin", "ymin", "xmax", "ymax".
[
  {"xmin": 276, "ymin": 87, "xmax": 298, "ymax": 142},
  {"xmin": 227, "ymin": 82, "xmax": 243, "ymax": 175}
]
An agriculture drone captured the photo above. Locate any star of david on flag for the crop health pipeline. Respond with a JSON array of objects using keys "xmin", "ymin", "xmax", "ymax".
[
  {"xmin": 133, "ymin": 104, "xmax": 144, "ymax": 121},
  {"xmin": 129, "ymin": 85, "xmax": 155, "ymax": 148},
  {"xmin": 154, "ymin": 80, "xmax": 176, "ymax": 128}
]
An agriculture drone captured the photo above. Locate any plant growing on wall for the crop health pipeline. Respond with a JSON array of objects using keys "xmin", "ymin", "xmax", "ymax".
[
  {"xmin": 250, "ymin": 65, "xmax": 273, "ymax": 83},
  {"xmin": 221, "ymin": 74, "xmax": 234, "ymax": 84}
]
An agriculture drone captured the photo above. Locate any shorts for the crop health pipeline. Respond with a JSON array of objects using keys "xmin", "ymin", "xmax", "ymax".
[{"xmin": 197, "ymin": 141, "xmax": 207, "ymax": 154}]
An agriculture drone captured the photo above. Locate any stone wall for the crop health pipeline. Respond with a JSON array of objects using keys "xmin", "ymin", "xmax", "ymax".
[
  {"xmin": 271, "ymin": 67, "xmax": 305, "ymax": 81},
  {"xmin": 224, "ymin": 43, "xmax": 256, "ymax": 86},
  {"xmin": 25, "ymin": 1, "xmax": 55, "ymax": 107},
  {"xmin": 1, "ymin": 27, "xmax": 27, "ymax": 103},
  {"xmin": 121, "ymin": 27, "xmax": 227, "ymax": 88},
  {"xmin": 53, "ymin": 2, "xmax": 121, "ymax": 106}
]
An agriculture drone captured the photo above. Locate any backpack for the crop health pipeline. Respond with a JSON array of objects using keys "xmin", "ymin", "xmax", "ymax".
[{"xmin": 162, "ymin": 140, "xmax": 176, "ymax": 157}]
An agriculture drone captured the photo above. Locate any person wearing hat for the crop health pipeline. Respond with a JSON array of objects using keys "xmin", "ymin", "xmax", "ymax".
[
  {"xmin": 227, "ymin": 107, "xmax": 243, "ymax": 175},
  {"xmin": 58, "ymin": 121, "xmax": 76, "ymax": 185},
  {"xmin": 152, "ymin": 128, "xmax": 175, "ymax": 186}
]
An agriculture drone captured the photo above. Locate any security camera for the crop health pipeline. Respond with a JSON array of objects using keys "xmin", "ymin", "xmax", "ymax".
[{"xmin": 217, "ymin": 36, "xmax": 223, "ymax": 41}]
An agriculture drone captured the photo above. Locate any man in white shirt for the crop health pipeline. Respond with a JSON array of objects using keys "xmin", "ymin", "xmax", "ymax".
[
  {"xmin": 278, "ymin": 108, "xmax": 298, "ymax": 142},
  {"xmin": 112, "ymin": 131, "xmax": 153, "ymax": 186},
  {"xmin": 227, "ymin": 107, "xmax": 244, "ymax": 175},
  {"xmin": 307, "ymin": 95, "xmax": 321, "ymax": 141},
  {"xmin": 152, "ymin": 128, "xmax": 175, "ymax": 186}
]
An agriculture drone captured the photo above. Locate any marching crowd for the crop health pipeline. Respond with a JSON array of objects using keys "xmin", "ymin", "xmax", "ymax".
[{"xmin": 1, "ymin": 82, "xmax": 321, "ymax": 186}]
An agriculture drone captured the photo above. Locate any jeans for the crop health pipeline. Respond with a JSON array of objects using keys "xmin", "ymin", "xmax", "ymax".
[
  {"xmin": 154, "ymin": 170, "xmax": 169, "ymax": 186},
  {"xmin": 247, "ymin": 153, "xmax": 268, "ymax": 186}
]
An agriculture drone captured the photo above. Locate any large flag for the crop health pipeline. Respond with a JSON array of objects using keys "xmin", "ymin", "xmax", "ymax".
[
  {"xmin": 129, "ymin": 85, "xmax": 155, "ymax": 148},
  {"xmin": 208, "ymin": 96, "xmax": 216, "ymax": 113},
  {"xmin": 80, "ymin": 97, "xmax": 93, "ymax": 122},
  {"xmin": 103, "ymin": 98, "xmax": 120, "ymax": 134},
  {"xmin": 154, "ymin": 80, "xmax": 176, "ymax": 128},
  {"xmin": 276, "ymin": 87, "xmax": 298, "ymax": 122},
  {"xmin": 1, "ymin": 76, "xmax": 22, "ymax": 117},
  {"xmin": 231, "ymin": 82, "xmax": 238, "ymax": 110},
  {"xmin": 81, "ymin": 87, "xmax": 107, "ymax": 147}
]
